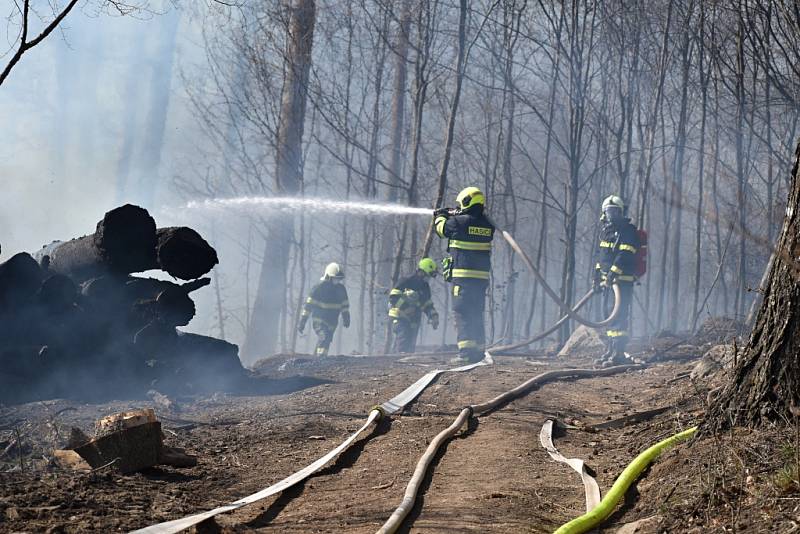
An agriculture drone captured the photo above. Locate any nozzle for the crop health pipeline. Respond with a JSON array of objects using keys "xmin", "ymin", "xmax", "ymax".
[{"xmin": 433, "ymin": 207, "xmax": 458, "ymax": 217}]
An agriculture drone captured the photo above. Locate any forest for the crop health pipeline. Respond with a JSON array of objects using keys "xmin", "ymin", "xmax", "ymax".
[
  {"xmin": 2, "ymin": 0, "xmax": 800, "ymax": 532},
  {"xmin": 2, "ymin": 1, "xmax": 798, "ymax": 362}
]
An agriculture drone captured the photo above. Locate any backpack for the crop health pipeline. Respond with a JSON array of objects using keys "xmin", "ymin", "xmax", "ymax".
[{"xmin": 633, "ymin": 229, "xmax": 648, "ymax": 278}]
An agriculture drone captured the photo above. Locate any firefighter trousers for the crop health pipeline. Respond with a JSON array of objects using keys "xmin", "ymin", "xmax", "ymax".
[
  {"xmin": 312, "ymin": 318, "xmax": 336, "ymax": 357},
  {"xmin": 603, "ymin": 281, "xmax": 633, "ymax": 354},
  {"xmin": 451, "ymin": 278, "xmax": 487, "ymax": 362},
  {"xmin": 392, "ymin": 318, "xmax": 420, "ymax": 353}
]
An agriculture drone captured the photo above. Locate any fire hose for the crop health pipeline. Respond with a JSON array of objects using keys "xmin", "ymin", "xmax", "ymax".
[
  {"xmin": 375, "ymin": 230, "xmax": 641, "ymax": 534},
  {"xmin": 130, "ymin": 229, "xmax": 624, "ymax": 533},
  {"xmin": 129, "ymin": 356, "xmax": 493, "ymax": 534},
  {"xmin": 375, "ymin": 364, "xmax": 642, "ymax": 534},
  {"xmin": 553, "ymin": 426, "xmax": 698, "ymax": 534}
]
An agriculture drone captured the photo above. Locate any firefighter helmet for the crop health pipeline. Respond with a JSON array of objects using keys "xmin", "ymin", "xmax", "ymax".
[
  {"xmin": 322, "ymin": 262, "xmax": 344, "ymax": 281},
  {"xmin": 456, "ymin": 186, "xmax": 485, "ymax": 211},
  {"xmin": 601, "ymin": 195, "xmax": 625, "ymax": 221},
  {"xmin": 418, "ymin": 257, "xmax": 438, "ymax": 277}
]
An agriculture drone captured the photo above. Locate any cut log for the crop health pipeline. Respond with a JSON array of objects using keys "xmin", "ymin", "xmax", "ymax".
[
  {"xmin": 75, "ymin": 421, "xmax": 163, "ymax": 473},
  {"xmin": 37, "ymin": 274, "xmax": 78, "ymax": 311},
  {"xmin": 156, "ymin": 227, "xmax": 218, "ymax": 280},
  {"xmin": 95, "ymin": 408, "xmax": 157, "ymax": 437},
  {"xmin": 38, "ymin": 204, "xmax": 158, "ymax": 281},
  {"xmin": 74, "ymin": 410, "xmax": 197, "ymax": 473},
  {"xmin": 0, "ymin": 253, "xmax": 43, "ymax": 310}
]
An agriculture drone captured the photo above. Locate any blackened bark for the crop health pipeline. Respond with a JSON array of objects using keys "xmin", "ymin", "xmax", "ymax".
[
  {"xmin": 39, "ymin": 205, "xmax": 157, "ymax": 281},
  {"xmin": 708, "ymin": 140, "xmax": 800, "ymax": 428},
  {"xmin": 156, "ymin": 227, "xmax": 219, "ymax": 280}
]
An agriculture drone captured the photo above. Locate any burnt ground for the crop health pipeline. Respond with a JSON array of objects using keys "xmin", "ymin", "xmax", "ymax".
[{"xmin": 0, "ymin": 343, "xmax": 797, "ymax": 533}]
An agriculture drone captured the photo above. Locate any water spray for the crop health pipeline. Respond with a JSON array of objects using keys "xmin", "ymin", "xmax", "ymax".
[
  {"xmin": 183, "ymin": 196, "xmax": 433, "ymax": 217},
  {"xmin": 182, "ymin": 195, "xmax": 621, "ymax": 341}
]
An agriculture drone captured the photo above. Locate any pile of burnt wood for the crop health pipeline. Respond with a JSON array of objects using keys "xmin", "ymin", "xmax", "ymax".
[{"xmin": 0, "ymin": 204, "xmax": 246, "ymax": 403}]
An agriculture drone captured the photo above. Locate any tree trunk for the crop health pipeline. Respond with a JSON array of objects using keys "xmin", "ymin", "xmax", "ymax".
[
  {"xmin": 422, "ymin": 0, "xmax": 468, "ymax": 256},
  {"xmin": 378, "ymin": 0, "xmax": 411, "ymax": 351},
  {"xmin": 708, "ymin": 139, "xmax": 800, "ymax": 428},
  {"xmin": 134, "ymin": 7, "xmax": 180, "ymax": 209},
  {"xmin": 242, "ymin": 0, "xmax": 316, "ymax": 363}
]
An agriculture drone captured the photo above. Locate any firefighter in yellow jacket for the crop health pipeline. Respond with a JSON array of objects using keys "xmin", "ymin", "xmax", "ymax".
[
  {"xmin": 433, "ymin": 187, "xmax": 494, "ymax": 364},
  {"xmin": 389, "ymin": 258, "xmax": 440, "ymax": 353},
  {"xmin": 298, "ymin": 263, "xmax": 350, "ymax": 357},
  {"xmin": 593, "ymin": 195, "xmax": 640, "ymax": 367}
]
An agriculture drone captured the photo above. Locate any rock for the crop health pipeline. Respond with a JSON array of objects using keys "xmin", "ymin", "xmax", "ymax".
[
  {"xmin": 160, "ymin": 445, "xmax": 198, "ymax": 468},
  {"xmin": 691, "ymin": 344, "xmax": 736, "ymax": 380},
  {"xmin": 558, "ymin": 325, "xmax": 604, "ymax": 357},
  {"xmin": 616, "ymin": 515, "xmax": 660, "ymax": 533},
  {"xmin": 52, "ymin": 449, "xmax": 91, "ymax": 471},
  {"xmin": 147, "ymin": 389, "xmax": 180, "ymax": 413}
]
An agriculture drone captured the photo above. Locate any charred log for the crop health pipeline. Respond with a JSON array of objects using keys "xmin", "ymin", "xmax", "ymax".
[
  {"xmin": 156, "ymin": 227, "xmax": 218, "ymax": 280},
  {"xmin": 38, "ymin": 204, "xmax": 157, "ymax": 281},
  {"xmin": 0, "ymin": 252, "xmax": 43, "ymax": 311}
]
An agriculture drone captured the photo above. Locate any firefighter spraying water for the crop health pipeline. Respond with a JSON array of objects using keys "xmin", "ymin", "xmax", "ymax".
[{"xmin": 184, "ymin": 191, "xmax": 634, "ymax": 363}]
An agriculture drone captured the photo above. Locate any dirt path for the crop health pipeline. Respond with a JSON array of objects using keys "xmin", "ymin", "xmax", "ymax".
[{"xmin": 0, "ymin": 353, "xmax": 702, "ymax": 533}]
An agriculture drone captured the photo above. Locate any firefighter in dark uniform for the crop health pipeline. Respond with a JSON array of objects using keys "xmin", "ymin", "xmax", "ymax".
[
  {"xmin": 298, "ymin": 262, "xmax": 350, "ymax": 357},
  {"xmin": 389, "ymin": 257, "xmax": 440, "ymax": 353},
  {"xmin": 433, "ymin": 186, "xmax": 494, "ymax": 364},
  {"xmin": 593, "ymin": 195, "xmax": 640, "ymax": 367}
]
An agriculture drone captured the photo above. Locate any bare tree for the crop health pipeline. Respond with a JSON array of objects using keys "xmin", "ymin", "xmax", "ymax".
[{"xmin": 243, "ymin": 0, "xmax": 316, "ymax": 362}]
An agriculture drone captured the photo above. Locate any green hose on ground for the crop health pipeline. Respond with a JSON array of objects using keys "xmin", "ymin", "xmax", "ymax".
[{"xmin": 553, "ymin": 426, "xmax": 698, "ymax": 534}]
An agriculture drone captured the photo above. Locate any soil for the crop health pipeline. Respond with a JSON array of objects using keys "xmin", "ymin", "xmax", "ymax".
[{"xmin": 0, "ymin": 341, "xmax": 794, "ymax": 533}]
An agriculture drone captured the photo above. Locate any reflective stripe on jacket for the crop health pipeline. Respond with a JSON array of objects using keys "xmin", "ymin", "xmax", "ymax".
[{"xmin": 434, "ymin": 208, "xmax": 494, "ymax": 280}]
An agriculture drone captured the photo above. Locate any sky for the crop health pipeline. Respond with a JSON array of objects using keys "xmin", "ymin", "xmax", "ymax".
[
  {"xmin": 0, "ymin": 1, "xmax": 202, "ymax": 258},
  {"xmin": 0, "ymin": 2, "xmax": 228, "ymax": 336}
]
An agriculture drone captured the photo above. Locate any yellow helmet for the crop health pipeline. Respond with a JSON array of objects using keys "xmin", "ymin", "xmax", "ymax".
[
  {"xmin": 418, "ymin": 257, "xmax": 437, "ymax": 277},
  {"xmin": 456, "ymin": 186, "xmax": 485, "ymax": 211}
]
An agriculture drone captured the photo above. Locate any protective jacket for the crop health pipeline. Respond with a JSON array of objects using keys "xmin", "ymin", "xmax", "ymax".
[
  {"xmin": 301, "ymin": 280, "xmax": 350, "ymax": 327},
  {"xmin": 596, "ymin": 217, "xmax": 640, "ymax": 282},
  {"xmin": 389, "ymin": 273, "xmax": 437, "ymax": 325},
  {"xmin": 434, "ymin": 207, "xmax": 494, "ymax": 280}
]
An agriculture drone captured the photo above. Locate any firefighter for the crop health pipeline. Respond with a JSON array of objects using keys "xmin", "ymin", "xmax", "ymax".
[
  {"xmin": 593, "ymin": 195, "xmax": 640, "ymax": 367},
  {"xmin": 433, "ymin": 186, "xmax": 494, "ymax": 364},
  {"xmin": 298, "ymin": 262, "xmax": 350, "ymax": 357},
  {"xmin": 389, "ymin": 257, "xmax": 440, "ymax": 353}
]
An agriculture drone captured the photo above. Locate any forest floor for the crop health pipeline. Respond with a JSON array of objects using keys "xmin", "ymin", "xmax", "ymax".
[{"xmin": 1, "ymin": 333, "xmax": 799, "ymax": 533}]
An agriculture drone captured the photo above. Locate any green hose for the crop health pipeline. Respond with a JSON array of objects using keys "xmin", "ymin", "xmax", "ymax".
[{"xmin": 553, "ymin": 426, "xmax": 698, "ymax": 534}]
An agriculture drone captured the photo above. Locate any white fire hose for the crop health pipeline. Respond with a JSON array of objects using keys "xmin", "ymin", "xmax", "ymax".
[{"xmin": 130, "ymin": 229, "xmax": 623, "ymax": 533}]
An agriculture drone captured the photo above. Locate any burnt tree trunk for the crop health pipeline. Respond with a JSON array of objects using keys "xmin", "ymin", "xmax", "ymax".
[
  {"xmin": 708, "ymin": 140, "xmax": 800, "ymax": 428},
  {"xmin": 242, "ymin": 0, "xmax": 315, "ymax": 363}
]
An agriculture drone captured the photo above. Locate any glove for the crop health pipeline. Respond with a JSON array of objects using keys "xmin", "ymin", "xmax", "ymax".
[
  {"xmin": 430, "ymin": 313, "xmax": 439, "ymax": 330},
  {"xmin": 592, "ymin": 270, "xmax": 602, "ymax": 292},
  {"xmin": 433, "ymin": 207, "xmax": 452, "ymax": 218},
  {"xmin": 342, "ymin": 311, "xmax": 351, "ymax": 328},
  {"xmin": 605, "ymin": 271, "xmax": 618, "ymax": 287},
  {"xmin": 297, "ymin": 316, "xmax": 307, "ymax": 334}
]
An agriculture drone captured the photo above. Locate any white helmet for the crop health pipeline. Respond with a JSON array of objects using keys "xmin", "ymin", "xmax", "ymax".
[
  {"xmin": 322, "ymin": 262, "xmax": 344, "ymax": 281},
  {"xmin": 601, "ymin": 195, "xmax": 625, "ymax": 221}
]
